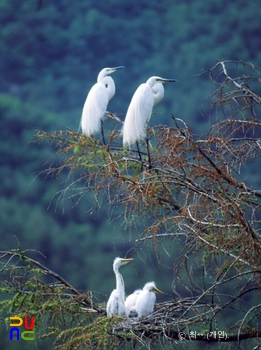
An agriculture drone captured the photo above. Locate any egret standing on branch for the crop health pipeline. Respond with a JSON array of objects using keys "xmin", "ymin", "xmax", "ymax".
[
  {"xmin": 81, "ymin": 66, "xmax": 124, "ymax": 142},
  {"xmin": 106, "ymin": 257, "xmax": 133, "ymax": 317},
  {"xmin": 135, "ymin": 281, "xmax": 164, "ymax": 317},
  {"xmin": 122, "ymin": 76, "xmax": 178, "ymax": 147}
]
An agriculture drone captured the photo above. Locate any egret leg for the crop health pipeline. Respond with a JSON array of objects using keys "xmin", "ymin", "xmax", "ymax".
[
  {"xmin": 101, "ymin": 120, "xmax": 106, "ymax": 145},
  {"xmin": 145, "ymin": 136, "xmax": 152, "ymax": 169},
  {"xmin": 136, "ymin": 141, "xmax": 143, "ymax": 170}
]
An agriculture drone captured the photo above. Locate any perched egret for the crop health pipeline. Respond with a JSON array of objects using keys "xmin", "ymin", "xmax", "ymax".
[
  {"xmin": 135, "ymin": 281, "xmax": 163, "ymax": 317},
  {"xmin": 122, "ymin": 76, "xmax": 178, "ymax": 147},
  {"xmin": 125, "ymin": 289, "xmax": 142, "ymax": 317},
  {"xmin": 106, "ymin": 257, "xmax": 133, "ymax": 317},
  {"xmin": 81, "ymin": 66, "xmax": 124, "ymax": 141}
]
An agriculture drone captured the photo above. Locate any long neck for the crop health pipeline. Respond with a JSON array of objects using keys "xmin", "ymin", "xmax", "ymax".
[
  {"xmin": 152, "ymin": 83, "xmax": 164, "ymax": 106},
  {"xmin": 98, "ymin": 74, "xmax": 116, "ymax": 101},
  {"xmin": 104, "ymin": 76, "xmax": 116, "ymax": 101},
  {"xmin": 114, "ymin": 268, "xmax": 125, "ymax": 299}
]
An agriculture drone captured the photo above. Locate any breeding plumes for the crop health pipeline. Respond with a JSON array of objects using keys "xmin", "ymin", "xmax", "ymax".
[
  {"xmin": 122, "ymin": 76, "xmax": 177, "ymax": 147},
  {"xmin": 135, "ymin": 281, "xmax": 163, "ymax": 317},
  {"xmin": 125, "ymin": 289, "xmax": 142, "ymax": 317},
  {"xmin": 106, "ymin": 257, "xmax": 133, "ymax": 317},
  {"xmin": 81, "ymin": 66, "xmax": 124, "ymax": 139}
]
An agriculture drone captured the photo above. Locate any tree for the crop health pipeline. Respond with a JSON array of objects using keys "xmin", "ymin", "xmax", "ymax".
[{"xmin": 1, "ymin": 61, "xmax": 261, "ymax": 349}]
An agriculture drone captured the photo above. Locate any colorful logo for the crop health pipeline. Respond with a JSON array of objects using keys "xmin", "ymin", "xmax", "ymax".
[{"xmin": 9, "ymin": 316, "xmax": 35, "ymax": 341}]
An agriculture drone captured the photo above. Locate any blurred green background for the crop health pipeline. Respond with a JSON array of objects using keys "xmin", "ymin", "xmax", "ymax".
[{"xmin": 0, "ymin": 0, "xmax": 260, "ymax": 348}]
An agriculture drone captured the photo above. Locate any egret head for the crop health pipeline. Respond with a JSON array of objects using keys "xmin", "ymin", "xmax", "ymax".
[
  {"xmin": 143, "ymin": 281, "xmax": 164, "ymax": 294},
  {"xmin": 147, "ymin": 76, "xmax": 178, "ymax": 87},
  {"xmin": 113, "ymin": 257, "xmax": 133, "ymax": 271},
  {"xmin": 100, "ymin": 66, "xmax": 124, "ymax": 77}
]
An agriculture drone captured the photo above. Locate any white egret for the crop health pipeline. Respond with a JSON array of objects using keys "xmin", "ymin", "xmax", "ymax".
[
  {"xmin": 106, "ymin": 257, "xmax": 133, "ymax": 317},
  {"xmin": 122, "ymin": 76, "xmax": 178, "ymax": 147},
  {"xmin": 135, "ymin": 281, "xmax": 163, "ymax": 317},
  {"xmin": 81, "ymin": 66, "xmax": 124, "ymax": 141},
  {"xmin": 125, "ymin": 289, "xmax": 142, "ymax": 317}
]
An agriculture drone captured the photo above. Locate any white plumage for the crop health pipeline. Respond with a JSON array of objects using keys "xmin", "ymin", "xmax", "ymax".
[
  {"xmin": 122, "ymin": 76, "xmax": 177, "ymax": 147},
  {"xmin": 106, "ymin": 257, "xmax": 133, "ymax": 317},
  {"xmin": 125, "ymin": 289, "xmax": 142, "ymax": 317},
  {"xmin": 81, "ymin": 66, "xmax": 123, "ymax": 137},
  {"xmin": 135, "ymin": 281, "xmax": 163, "ymax": 317}
]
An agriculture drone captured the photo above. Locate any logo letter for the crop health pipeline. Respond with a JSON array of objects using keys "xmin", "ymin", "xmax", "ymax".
[
  {"xmin": 10, "ymin": 316, "xmax": 23, "ymax": 327},
  {"xmin": 9, "ymin": 327, "xmax": 20, "ymax": 340},
  {"xmin": 24, "ymin": 316, "xmax": 35, "ymax": 330},
  {"xmin": 21, "ymin": 331, "xmax": 35, "ymax": 340}
]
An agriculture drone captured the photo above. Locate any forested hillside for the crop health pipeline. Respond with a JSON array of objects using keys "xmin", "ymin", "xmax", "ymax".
[{"xmin": 0, "ymin": 1, "xmax": 261, "ymax": 348}]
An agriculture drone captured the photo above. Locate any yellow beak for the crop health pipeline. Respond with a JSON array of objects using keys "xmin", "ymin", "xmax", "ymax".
[
  {"xmin": 121, "ymin": 258, "xmax": 134, "ymax": 263},
  {"xmin": 153, "ymin": 286, "xmax": 164, "ymax": 294}
]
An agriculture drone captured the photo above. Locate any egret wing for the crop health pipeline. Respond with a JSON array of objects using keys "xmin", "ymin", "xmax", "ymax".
[
  {"xmin": 125, "ymin": 289, "xmax": 142, "ymax": 316},
  {"xmin": 81, "ymin": 83, "xmax": 108, "ymax": 136},
  {"xmin": 123, "ymin": 84, "xmax": 154, "ymax": 146},
  {"xmin": 106, "ymin": 289, "xmax": 119, "ymax": 316},
  {"xmin": 136, "ymin": 290, "xmax": 156, "ymax": 317}
]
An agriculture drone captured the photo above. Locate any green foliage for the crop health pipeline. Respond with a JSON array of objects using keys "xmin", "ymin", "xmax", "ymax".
[
  {"xmin": 0, "ymin": 249, "xmax": 105, "ymax": 349},
  {"xmin": 55, "ymin": 316, "xmax": 126, "ymax": 350},
  {"xmin": 1, "ymin": 249, "xmax": 163, "ymax": 349}
]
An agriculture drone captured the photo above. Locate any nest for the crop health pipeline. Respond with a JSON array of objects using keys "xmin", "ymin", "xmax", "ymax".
[{"xmin": 110, "ymin": 298, "xmax": 210, "ymax": 343}]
